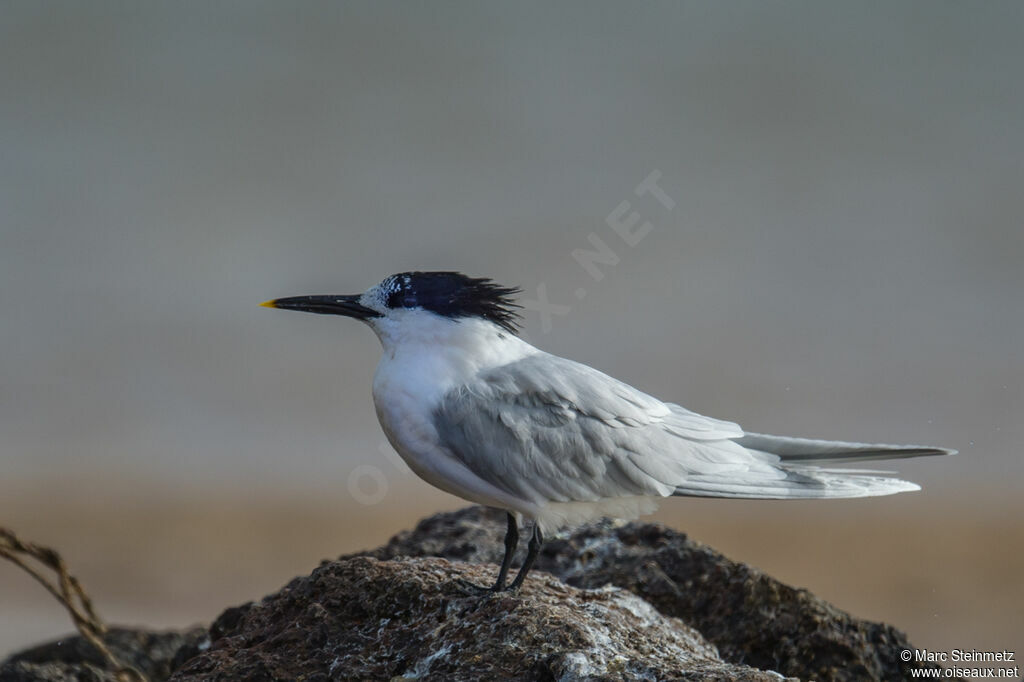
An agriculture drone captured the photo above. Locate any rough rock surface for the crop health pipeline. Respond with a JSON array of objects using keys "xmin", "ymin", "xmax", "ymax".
[
  {"xmin": 360, "ymin": 506, "xmax": 948, "ymax": 682},
  {"xmin": 169, "ymin": 555, "xmax": 783, "ymax": 681},
  {"xmin": 2, "ymin": 506, "xmax": 954, "ymax": 681},
  {"xmin": 0, "ymin": 627, "xmax": 205, "ymax": 682}
]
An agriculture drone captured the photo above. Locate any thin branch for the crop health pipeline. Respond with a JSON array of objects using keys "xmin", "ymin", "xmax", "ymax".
[{"xmin": 0, "ymin": 526, "xmax": 148, "ymax": 682}]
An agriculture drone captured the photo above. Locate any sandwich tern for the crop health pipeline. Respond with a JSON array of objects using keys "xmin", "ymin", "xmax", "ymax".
[{"xmin": 262, "ymin": 271, "xmax": 954, "ymax": 592}]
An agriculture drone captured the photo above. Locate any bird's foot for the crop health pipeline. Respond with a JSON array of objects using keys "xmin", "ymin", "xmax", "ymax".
[
  {"xmin": 454, "ymin": 578, "xmax": 491, "ymax": 594},
  {"xmin": 454, "ymin": 577, "xmax": 516, "ymax": 595}
]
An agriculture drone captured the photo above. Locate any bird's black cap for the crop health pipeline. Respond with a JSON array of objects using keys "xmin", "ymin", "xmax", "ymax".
[{"xmin": 382, "ymin": 272, "xmax": 522, "ymax": 333}]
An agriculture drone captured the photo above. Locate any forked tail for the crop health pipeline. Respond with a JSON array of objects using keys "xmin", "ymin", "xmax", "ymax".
[{"xmin": 672, "ymin": 433, "xmax": 955, "ymax": 500}]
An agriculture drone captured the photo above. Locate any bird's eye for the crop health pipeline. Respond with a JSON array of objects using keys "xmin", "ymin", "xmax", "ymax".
[{"xmin": 386, "ymin": 285, "xmax": 416, "ymax": 309}]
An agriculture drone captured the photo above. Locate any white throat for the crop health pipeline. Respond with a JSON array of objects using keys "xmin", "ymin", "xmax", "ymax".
[{"xmin": 368, "ymin": 312, "xmax": 536, "ymax": 398}]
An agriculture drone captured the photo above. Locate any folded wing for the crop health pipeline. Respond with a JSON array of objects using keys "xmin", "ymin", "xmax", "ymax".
[{"xmin": 432, "ymin": 353, "xmax": 953, "ymax": 505}]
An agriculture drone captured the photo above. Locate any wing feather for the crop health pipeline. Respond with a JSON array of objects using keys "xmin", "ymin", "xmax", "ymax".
[
  {"xmin": 431, "ymin": 352, "xmax": 943, "ymax": 507},
  {"xmin": 432, "ymin": 352, "xmax": 756, "ymax": 504}
]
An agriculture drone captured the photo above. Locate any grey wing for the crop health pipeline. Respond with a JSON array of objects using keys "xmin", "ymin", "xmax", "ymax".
[{"xmin": 431, "ymin": 352, "xmax": 775, "ymax": 505}]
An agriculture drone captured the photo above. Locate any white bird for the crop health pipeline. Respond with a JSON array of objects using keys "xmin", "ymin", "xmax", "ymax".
[{"xmin": 262, "ymin": 271, "xmax": 954, "ymax": 592}]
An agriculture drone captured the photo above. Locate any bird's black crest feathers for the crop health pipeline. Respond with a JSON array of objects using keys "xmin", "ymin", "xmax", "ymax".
[{"xmin": 384, "ymin": 271, "xmax": 522, "ymax": 333}]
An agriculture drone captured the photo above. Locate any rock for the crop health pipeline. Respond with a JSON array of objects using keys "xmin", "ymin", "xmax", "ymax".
[
  {"xmin": 0, "ymin": 627, "xmax": 207, "ymax": 682},
  {"xmin": 359, "ymin": 506, "xmax": 950, "ymax": 682},
  {"xmin": 169, "ymin": 555, "xmax": 783, "ymax": 681},
  {"xmin": 4, "ymin": 506, "xmax": 954, "ymax": 681}
]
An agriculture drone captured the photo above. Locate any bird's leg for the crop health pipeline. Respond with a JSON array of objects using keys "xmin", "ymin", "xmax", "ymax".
[
  {"xmin": 491, "ymin": 512, "xmax": 519, "ymax": 591},
  {"xmin": 507, "ymin": 523, "xmax": 543, "ymax": 591},
  {"xmin": 455, "ymin": 512, "xmax": 519, "ymax": 594}
]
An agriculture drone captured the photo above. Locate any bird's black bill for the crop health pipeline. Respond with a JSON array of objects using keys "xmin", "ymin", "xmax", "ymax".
[{"xmin": 261, "ymin": 295, "xmax": 381, "ymax": 320}]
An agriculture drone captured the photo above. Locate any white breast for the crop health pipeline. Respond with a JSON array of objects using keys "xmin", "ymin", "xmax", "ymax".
[{"xmin": 369, "ymin": 314, "xmax": 541, "ymax": 514}]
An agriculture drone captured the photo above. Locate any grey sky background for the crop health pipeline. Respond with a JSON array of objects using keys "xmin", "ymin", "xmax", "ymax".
[{"xmin": 2, "ymin": 2, "xmax": 1022, "ymax": 497}]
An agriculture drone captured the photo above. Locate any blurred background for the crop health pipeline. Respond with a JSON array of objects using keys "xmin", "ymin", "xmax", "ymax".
[{"xmin": 2, "ymin": 1, "xmax": 1021, "ymax": 658}]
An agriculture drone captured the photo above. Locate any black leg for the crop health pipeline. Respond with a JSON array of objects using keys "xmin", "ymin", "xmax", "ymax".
[
  {"xmin": 507, "ymin": 523, "xmax": 543, "ymax": 591},
  {"xmin": 455, "ymin": 512, "xmax": 520, "ymax": 594},
  {"xmin": 490, "ymin": 513, "xmax": 519, "ymax": 591}
]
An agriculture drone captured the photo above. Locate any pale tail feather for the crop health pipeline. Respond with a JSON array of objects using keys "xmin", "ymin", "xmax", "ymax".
[
  {"xmin": 735, "ymin": 432, "xmax": 956, "ymax": 464},
  {"xmin": 673, "ymin": 432, "xmax": 954, "ymax": 500}
]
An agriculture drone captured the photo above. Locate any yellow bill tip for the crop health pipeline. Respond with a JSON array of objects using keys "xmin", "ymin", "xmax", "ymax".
[{"xmin": 259, "ymin": 299, "xmax": 278, "ymax": 309}]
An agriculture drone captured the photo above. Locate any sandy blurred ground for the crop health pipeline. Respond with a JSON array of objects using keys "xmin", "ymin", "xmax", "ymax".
[{"xmin": 1, "ymin": 477, "xmax": 1020, "ymax": 659}]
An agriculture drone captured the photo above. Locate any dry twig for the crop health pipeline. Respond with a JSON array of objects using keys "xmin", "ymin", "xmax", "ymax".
[{"xmin": 0, "ymin": 526, "xmax": 147, "ymax": 682}]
